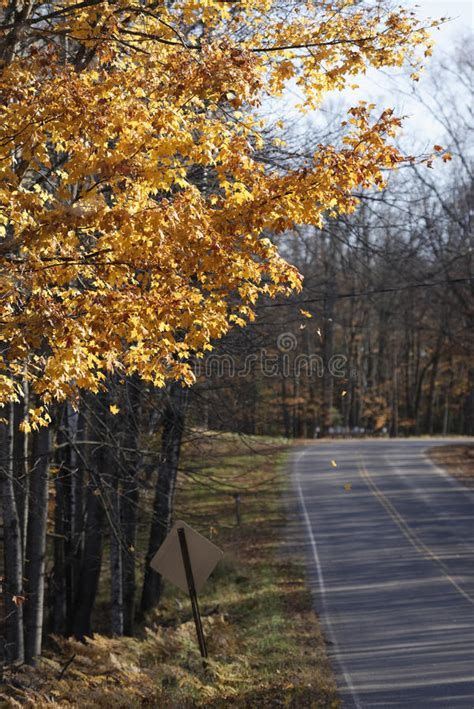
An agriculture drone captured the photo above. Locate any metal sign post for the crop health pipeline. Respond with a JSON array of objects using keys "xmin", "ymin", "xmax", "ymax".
[
  {"xmin": 177, "ymin": 526, "xmax": 208, "ymax": 664},
  {"xmin": 149, "ymin": 519, "xmax": 223, "ymax": 666}
]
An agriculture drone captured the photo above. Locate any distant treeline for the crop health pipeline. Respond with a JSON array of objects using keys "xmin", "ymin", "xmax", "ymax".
[{"xmin": 197, "ymin": 170, "xmax": 473, "ymax": 438}]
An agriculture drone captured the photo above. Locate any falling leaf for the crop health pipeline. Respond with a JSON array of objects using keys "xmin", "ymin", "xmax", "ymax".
[
  {"xmin": 331, "ymin": 460, "xmax": 337, "ymax": 467},
  {"xmin": 300, "ymin": 309, "xmax": 312, "ymax": 318},
  {"xmin": 343, "ymin": 483, "xmax": 352, "ymax": 492},
  {"xmin": 109, "ymin": 404, "xmax": 120, "ymax": 415},
  {"xmin": 341, "ymin": 390, "xmax": 347, "ymax": 397},
  {"xmin": 12, "ymin": 595, "xmax": 26, "ymax": 607}
]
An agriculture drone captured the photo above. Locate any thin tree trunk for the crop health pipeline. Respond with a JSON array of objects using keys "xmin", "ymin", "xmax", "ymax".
[
  {"xmin": 12, "ymin": 396, "xmax": 28, "ymax": 555},
  {"xmin": 321, "ymin": 303, "xmax": 335, "ymax": 434},
  {"xmin": 71, "ymin": 397, "xmax": 106, "ymax": 641},
  {"xmin": 103, "ymin": 382, "xmax": 125, "ymax": 637},
  {"xmin": 426, "ymin": 334, "xmax": 443, "ymax": 435},
  {"xmin": 1, "ymin": 402, "xmax": 24, "ymax": 664},
  {"xmin": 321, "ymin": 241, "xmax": 336, "ymax": 435},
  {"xmin": 442, "ymin": 391, "xmax": 450, "ymax": 435},
  {"xmin": 51, "ymin": 405, "xmax": 70, "ymax": 635},
  {"xmin": 122, "ymin": 377, "xmax": 141, "ymax": 636},
  {"xmin": 140, "ymin": 383, "xmax": 188, "ymax": 617},
  {"xmin": 414, "ymin": 362, "xmax": 429, "ymax": 435},
  {"xmin": 121, "ymin": 474, "xmax": 138, "ymax": 635},
  {"xmin": 110, "ymin": 470, "xmax": 124, "ymax": 636},
  {"xmin": 390, "ymin": 353, "xmax": 399, "ymax": 438},
  {"xmin": 280, "ymin": 376, "xmax": 291, "ymax": 438},
  {"xmin": 442, "ymin": 361, "xmax": 454, "ymax": 436},
  {"xmin": 24, "ymin": 425, "xmax": 50, "ymax": 664},
  {"xmin": 67, "ymin": 404, "xmax": 86, "ymax": 637},
  {"xmin": 463, "ymin": 367, "xmax": 474, "ymax": 436},
  {"xmin": 71, "ymin": 470, "xmax": 104, "ymax": 641}
]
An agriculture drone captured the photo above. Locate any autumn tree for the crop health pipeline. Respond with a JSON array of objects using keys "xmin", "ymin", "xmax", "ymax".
[
  {"xmin": 0, "ymin": 0, "xmax": 442, "ymax": 663},
  {"xmin": 0, "ymin": 1, "xmax": 440, "ymax": 411}
]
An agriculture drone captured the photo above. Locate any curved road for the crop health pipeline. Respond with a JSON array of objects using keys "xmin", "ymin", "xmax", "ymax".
[{"xmin": 293, "ymin": 439, "xmax": 474, "ymax": 708}]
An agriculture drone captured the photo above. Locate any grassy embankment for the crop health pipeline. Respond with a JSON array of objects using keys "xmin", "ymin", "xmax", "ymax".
[
  {"xmin": 1, "ymin": 432, "xmax": 338, "ymax": 708},
  {"xmin": 429, "ymin": 443, "xmax": 474, "ymax": 490}
]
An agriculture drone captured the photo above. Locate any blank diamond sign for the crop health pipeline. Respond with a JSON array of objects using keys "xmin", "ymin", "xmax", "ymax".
[{"xmin": 150, "ymin": 520, "xmax": 223, "ymax": 594}]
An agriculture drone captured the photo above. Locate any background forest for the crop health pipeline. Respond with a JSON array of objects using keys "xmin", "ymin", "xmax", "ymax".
[
  {"xmin": 198, "ymin": 40, "xmax": 473, "ymax": 440},
  {"xmin": 0, "ymin": 0, "xmax": 472, "ymax": 697}
]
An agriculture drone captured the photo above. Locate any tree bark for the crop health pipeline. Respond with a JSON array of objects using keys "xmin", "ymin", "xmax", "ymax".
[
  {"xmin": 426, "ymin": 338, "xmax": 442, "ymax": 435},
  {"xmin": 390, "ymin": 353, "xmax": 399, "ymax": 438},
  {"xmin": 121, "ymin": 377, "xmax": 141, "ymax": 636},
  {"xmin": 280, "ymin": 376, "xmax": 291, "ymax": 438},
  {"xmin": 71, "ymin": 397, "xmax": 106, "ymax": 641},
  {"xmin": 51, "ymin": 404, "xmax": 72, "ymax": 635},
  {"xmin": 71, "ymin": 469, "xmax": 104, "ymax": 641},
  {"xmin": 12, "ymin": 393, "xmax": 28, "ymax": 555},
  {"xmin": 109, "ymin": 472, "xmax": 124, "ymax": 636},
  {"xmin": 140, "ymin": 383, "xmax": 188, "ymax": 617},
  {"xmin": 24, "ymin": 425, "xmax": 50, "ymax": 664},
  {"xmin": 108, "ymin": 396, "xmax": 123, "ymax": 637},
  {"xmin": 463, "ymin": 367, "xmax": 474, "ymax": 436},
  {"xmin": 65, "ymin": 404, "xmax": 86, "ymax": 636},
  {"xmin": 320, "ymin": 233, "xmax": 336, "ymax": 435},
  {"xmin": 0, "ymin": 402, "xmax": 24, "ymax": 664},
  {"xmin": 321, "ymin": 295, "xmax": 335, "ymax": 434}
]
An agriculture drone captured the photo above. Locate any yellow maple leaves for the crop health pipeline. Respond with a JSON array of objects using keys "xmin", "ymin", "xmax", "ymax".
[
  {"xmin": 0, "ymin": 0, "xmax": 440, "ymax": 412},
  {"xmin": 18, "ymin": 407, "xmax": 52, "ymax": 432}
]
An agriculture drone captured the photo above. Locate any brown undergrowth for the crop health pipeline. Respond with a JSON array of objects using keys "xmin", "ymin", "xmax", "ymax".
[
  {"xmin": 428, "ymin": 443, "xmax": 474, "ymax": 490},
  {"xmin": 1, "ymin": 433, "xmax": 338, "ymax": 708}
]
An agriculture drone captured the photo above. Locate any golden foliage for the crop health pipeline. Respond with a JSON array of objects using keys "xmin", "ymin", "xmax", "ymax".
[{"xmin": 0, "ymin": 0, "xmax": 439, "ymax": 410}]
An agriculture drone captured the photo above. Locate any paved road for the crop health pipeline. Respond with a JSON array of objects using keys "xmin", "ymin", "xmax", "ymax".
[{"xmin": 292, "ymin": 439, "xmax": 474, "ymax": 708}]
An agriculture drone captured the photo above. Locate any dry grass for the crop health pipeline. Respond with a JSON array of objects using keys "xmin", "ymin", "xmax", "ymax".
[
  {"xmin": 1, "ymin": 433, "xmax": 338, "ymax": 708},
  {"xmin": 428, "ymin": 443, "xmax": 474, "ymax": 490}
]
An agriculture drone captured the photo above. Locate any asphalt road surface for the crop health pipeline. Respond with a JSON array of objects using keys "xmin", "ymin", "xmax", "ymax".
[{"xmin": 292, "ymin": 439, "xmax": 474, "ymax": 708}]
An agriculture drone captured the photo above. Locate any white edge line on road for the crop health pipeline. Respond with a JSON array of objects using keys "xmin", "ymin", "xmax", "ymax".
[{"xmin": 295, "ymin": 448, "xmax": 362, "ymax": 709}]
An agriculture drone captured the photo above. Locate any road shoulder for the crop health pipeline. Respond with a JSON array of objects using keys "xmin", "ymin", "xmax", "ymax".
[{"xmin": 428, "ymin": 443, "xmax": 474, "ymax": 491}]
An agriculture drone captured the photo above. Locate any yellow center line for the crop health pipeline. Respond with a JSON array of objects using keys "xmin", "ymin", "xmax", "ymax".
[{"xmin": 358, "ymin": 460, "xmax": 474, "ymax": 606}]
